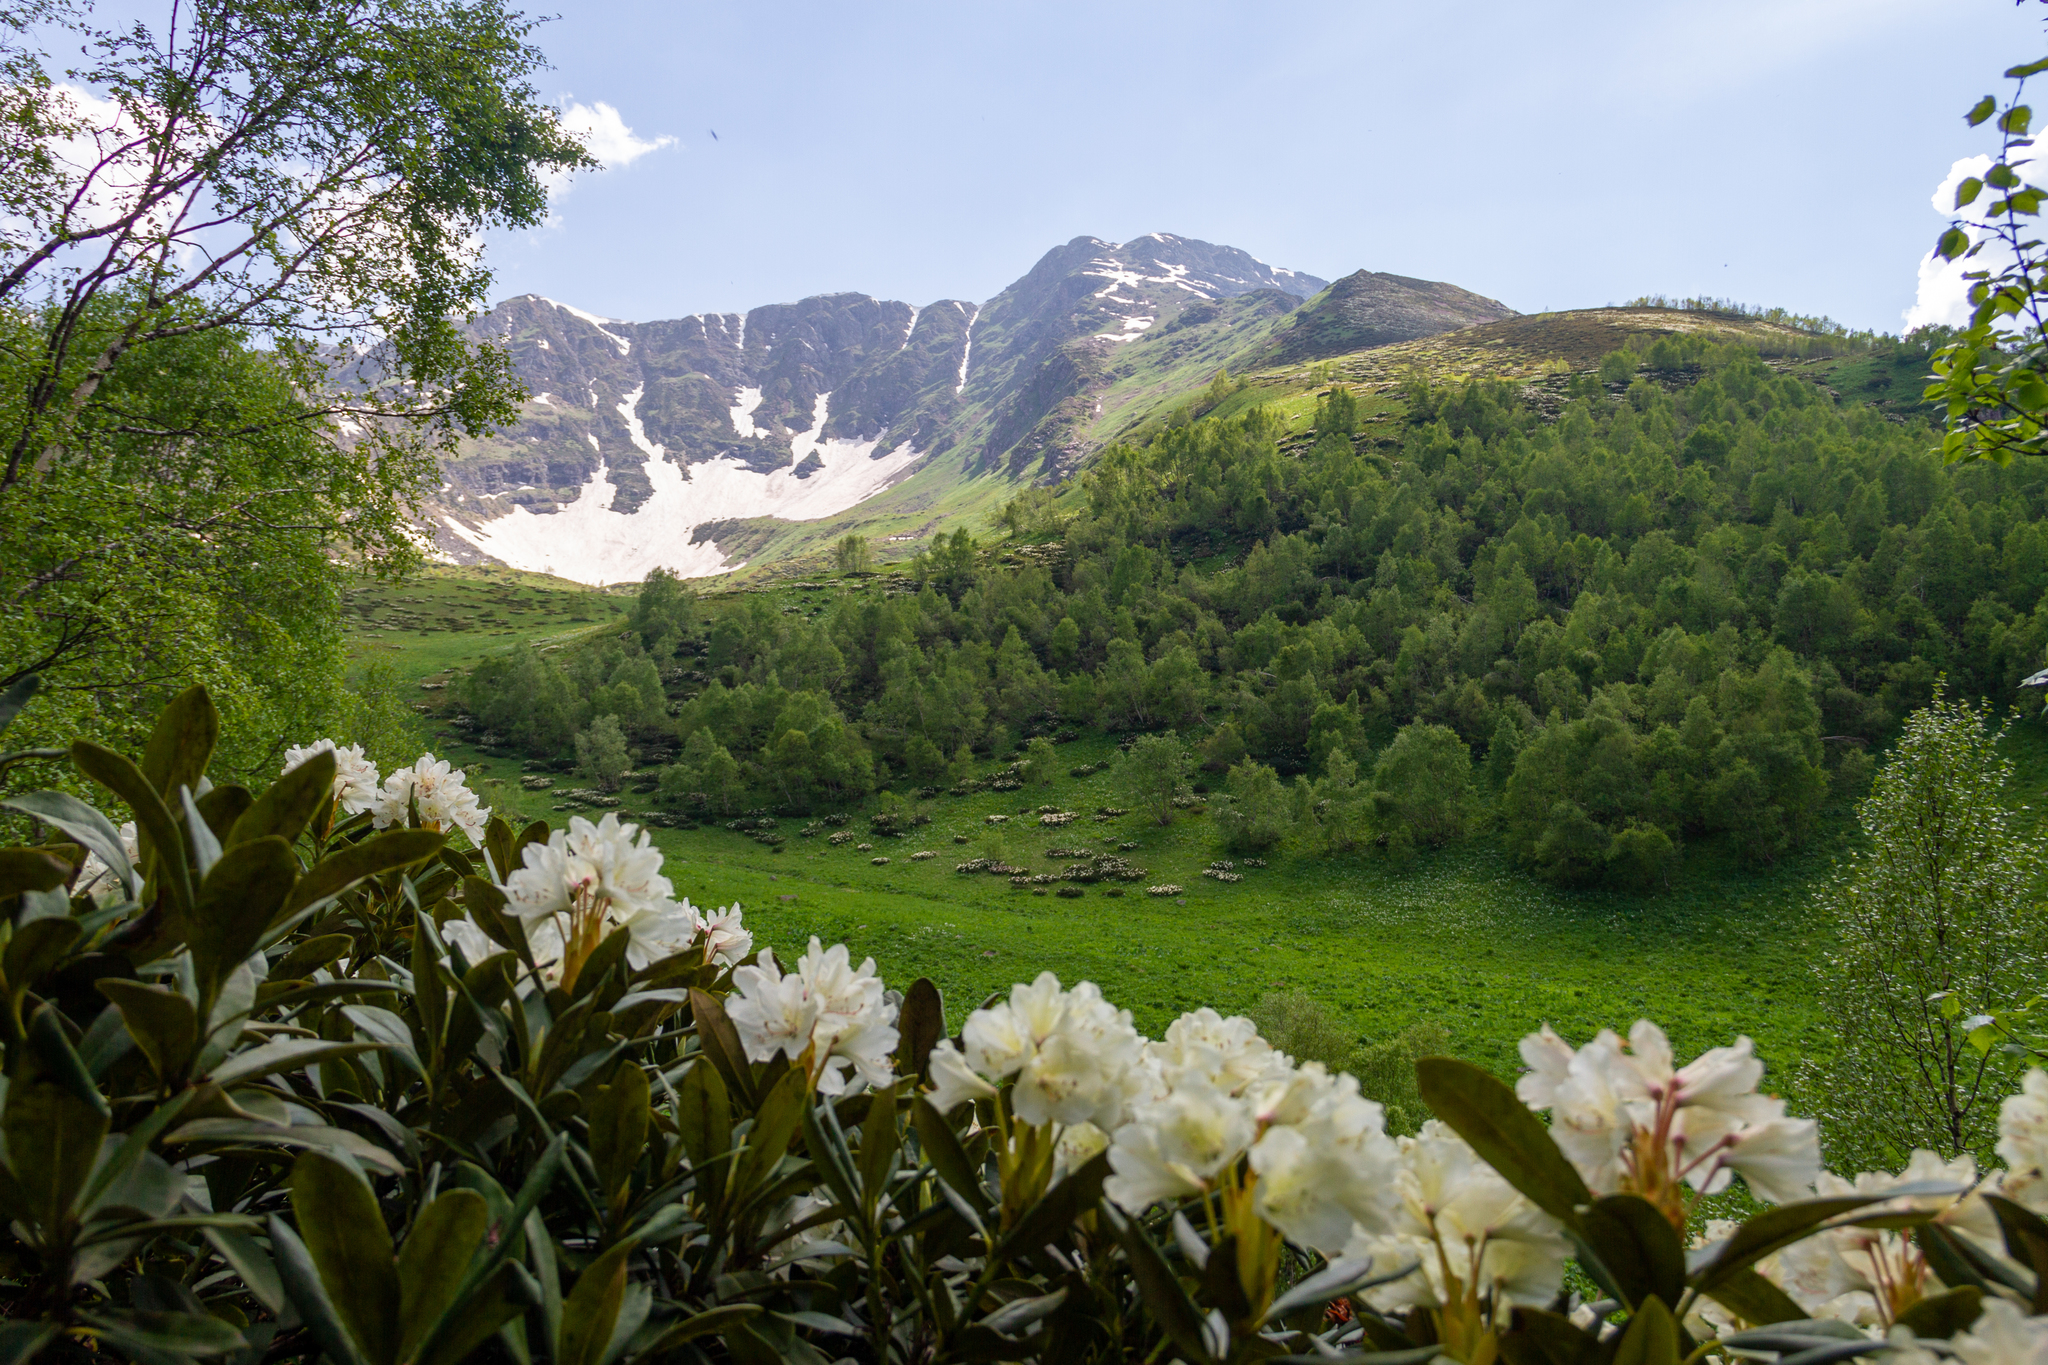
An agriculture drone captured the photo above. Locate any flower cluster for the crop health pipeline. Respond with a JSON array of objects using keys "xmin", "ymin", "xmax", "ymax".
[
  {"xmin": 926, "ymin": 973, "xmax": 1145, "ymax": 1129},
  {"xmin": 727, "ymin": 939, "xmax": 898, "ymax": 1096},
  {"xmin": 483, "ymin": 813, "xmax": 750, "ymax": 990},
  {"xmin": 371, "ymin": 754, "xmax": 490, "ymax": 845},
  {"xmin": 281, "ymin": 739, "xmax": 382, "ymax": 816},
  {"xmin": 1517, "ymin": 1020, "xmax": 1821, "ymax": 1220}
]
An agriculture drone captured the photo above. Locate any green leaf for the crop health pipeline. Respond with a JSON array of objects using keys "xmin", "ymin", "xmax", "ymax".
[
  {"xmin": 801, "ymin": 1093, "xmax": 863, "ymax": 1216},
  {"xmin": 203, "ymin": 1226, "xmax": 285, "ymax": 1316},
  {"xmin": 1701, "ymin": 1266, "xmax": 1809, "ymax": 1327},
  {"xmin": 207, "ymin": 1037, "xmax": 388, "ymax": 1087},
  {"xmin": 282, "ymin": 830, "xmax": 444, "ymax": 918},
  {"xmin": 75, "ymin": 1308, "xmax": 245, "ymax": 1357},
  {"xmin": 1103, "ymin": 1202, "xmax": 1215, "ymax": 1364},
  {"xmin": 273, "ymin": 932, "xmax": 355, "ymax": 981},
  {"xmin": 139, "ymin": 685, "xmax": 218, "ymax": 805},
  {"xmin": 1415, "ymin": 1057, "xmax": 1590, "ymax": 1226},
  {"xmin": 2002, "ymin": 105, "xmax": 2034, "ymax": 136},
  {"xmin": 1, "ymin": 792, "xmax": 136, "ymax": 900},
  {"xmin": 913, "ymin": 1095, "xmax": 991, "ymax": 1215},
  {"xmin": 640, "ymin": 1304, "xmax": 765, "ymax": 1352},
  {"xmin": 1894, "ymin": 1286, "xmax": 1984, "ymax": 1338},
  {"xmin": 688, "ymin": 986, "xmax": 757, "ymax": 1108},
  {"xmin": 269, "ymin": 1213, "xmax": 370, "ymax": 1365},
  {"xmin": 1611, "ymin": 1295, "xmax": 1680, "ymax": 1365},
  {"xmin": 671, "ymin": 1057, "xmax": 730, "ymax": 1204},
  {"xmin": 993, "ymin": 1149, "xmax": 1108, "ymax": 1268},
  {"xmin": 1575, "ymin": 1193, "xmax": 1685, "ymax": 1311},
  {"xmin": 26, "ymin": 1001, "xmax": 108, "ymax": 1119},
  {"xmin": 290, "ymin": 1150, "xmax": 400, "ymax": 1365},
  {"xmin": 229, "ymin": 749, "xmax": 334, "ymax": 847},
  {"xmin": 1939, "ymin": 227, "xmax": 1973, "ymax": 261},
  {"xmin": 71, "ymin": 739, "xmax": 192, "ymax": 917},
  {"xmin": 1691, "ymin": 1190, "xmax": 1953, "ymax": 1291},
  {"xmin": 859, "ymin": 1079, "xmax": 902, "ymax": 1214},
  {"xmin": 1957, "ymin": 176, "xmax": 1986, "ymax": 209},
  {"xmin": 415, "ymin": 1265, "xmax": 526, "ymax": 1365},
  {"xmin": 733, "ymin": 1067, "xmax": 807, "ymax": 1208},
  {"xmin": 396, "ymin": 1189, "xmax": 490, "ymax": 1361},
  {"xmin": 1970, "ymin": 95, "xmax": 2000, "ymax": 126},
  {"xmin": 896, "ymin": 976, "xmax": 945, "ymax": 1079},
  {"xmin": 588, "ymin": 1062, "xmax": 651, "ymax": 1213},
  {"xmin": 97, "ymin": 979, "xmax": 198, "ymax": 1083},
  {"xmin": 557, "ymin": 1238, "xmax": 636, "ymax": 1365},
  {"xmin": 1982, "ymin": 1193, "xmax": 2048, "ymax": 1308},
  {"xmin": 2009, "ymin": 58, "xmax": 2048, "ymax": 78},
  {"xmin": 3, "ymin": 1075, "xmax": 108, "ymax": 1233},
  {"xmin": 0, "ymin": 1324, "xmax": 57, "ymax": 1365},
  {"xmin": 0, "ymin": 676, "xmax": 40, "ymax": 742},
  {"xmin": 0, "ymin": 848, "xmax": 70, "ymax": 897},
  {"xmin": 4, "ymin": 917, "xmax": 81, "ymax": 1002},
  {"xmin": 188, "ymin": 836, "xmax": 298, "ymax": 1006}
]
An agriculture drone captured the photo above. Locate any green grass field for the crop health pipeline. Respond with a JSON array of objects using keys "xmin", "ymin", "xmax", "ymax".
[
  {"xmin": 342, "ymin": 565, "xmax": 626, "ymax": 687},
  {"xmin": 355, "ymin": 570, "xmax": 2048, "ymax": 1121}
]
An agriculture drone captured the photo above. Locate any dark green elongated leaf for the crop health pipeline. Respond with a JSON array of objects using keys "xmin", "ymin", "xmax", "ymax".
[
  {"xmin": 733, "ymin": 1068, "xmax": 807, "ymax": 1207},
  {"xmin": 0, "ymin": 676, "xmax": 39, "ymax": 742},
  {"xmin": 71, "ymin": 739, "xmax": 191, "ymax": 916},
  {"xmin": 193, "ymin": 785, "xmax": 251, "ymax": 851},
  {"xmin": 253, "ymin": 979, "xmax": 407, "ymax": 1012},
  {"xmin": 27, "ymin": 1001, "xmax": 109, "ymax": 1118},
  {"xmin": 671, "ymin": 1058, "xmax": 730, "ymax": 1204},
  {"xmin": 189, "ymin": 836, "xmax": 298, "ymax": 1005},
  {"xmin": 283, "ymin": 830, "xmax": 445, "ymax": 918},
  {"xmin": 203, "ymin": 1226, "xmax": 285, "ymax": 1316},
  {"xmin": 1499, "ymin": 1307, "xmax": 1602, "ymax": 1365},
  {"xmin": 269, "ymin": 1214, "xmax": 369, "ymax": 1365},
  {"xmin": 1701, "ymin": 1266, "xmax": 1808, "ymax": 1327},
  {"xmin": 229, "ymin": 749, "xmax": 334, "ymax": 848},
  {"xmin": 0, "ymin": 1323, "xmax": 56, "ymax": 1365},
  {"xmin": 981, "ymin": 1286, "xmax": 1068, "ymax": 1335},
  {"xmin": 993, "ymin": 1150, "xmax": 1109, "ymax": 1268},
  {"xmin": 415, "ymin": 1265, "xmax": 525, "ymax": 1365},
  {"xmin": 859, "ymin": 1078, "xmax": 901, "ymax": 1213},
  {"xmin": 557, "ymin": 1238, "xmax": 636, "ymax": 1365},
  {"xmin": 4, "ymin": 1074, "xmax": 109, "ymax": 1232},
  {"xmin": 896, "ymin": 977, "xmax": 945, "ymax": 1080},
  {"xmin": 0, "ymin": 848, "xmax": 69, "ymax": 897},
  {"xmin": 75, "ymin": 1086, "xmax": 195, "ymax": 1221},
  {"xmin": 75, "ymin": 1308, "xmax": 245, "ymax": 1357},
  {"xmin": 914, "ymin": 1095, "xmax": 991, "ymax": 1215},
  {"xmin": 1264, "ymin": 1255, "xmax": 1420, "ymax": 1324},
  {"xmin": 5, "ymin": 917, "xmax": 81, "ymax": 999},
  {"xmin": 1611, "ymin": 1295, "xmax": 1680, "ymax": 1365},
  {"xmin": 410, "ymin": 1134, "xmax": 569, "ymax": 1365},
  {"xmin": 207, "ymin": 1037, "xmax": 388, "ymax": 1087},
  {"xmin": 588, "ymin": 1062, "xmax": 651, "ymax": 1211},
  {"xmin": 1983, "ymin": 1192, "xmax": 2048, "ymax": 1303},
  {"xmin": 3, "ymin": 793, "xmax": 135, "ymax": 901},
  {"xmin": 396, "ymin": 1189, "xmax": 490, "ymax": 1361},
  {"xmin": 290, "ymin": 1150, "xmax": 400, "ymax": 1365},
  {"xmin": 1103, "ymin": 1202, "xmax": 1214, "ymax": 1365},
  {"xmin": 1415, "ymin": 1057, "xmax": 1590, "ymax": 1226},
  {"xmin": 272, "ymin": 933, "xmax": 355, "ymax": 981},
  {"xmin": 139, "ymin": 685, "xmax": 217, "ymax": 804},
  {"xmin": 641, "ymin": 1304, "xmax": 764, "ymax": 1351},
  {"xmin": 1913, "ymin": 1222, "xmax": 2014, "ymax": 1296},
  {"xmin": 687, "ymin": 987, "xmax": 756, "ymax": 1109},
  {"xmin": 1577, "ymin": 1193, "xmax": 1685, "ymax": 1311},
  {"xmin": 1894, "ymin": 1286, "xmax": 1984, "ymax": 1338},
  {"xmin": 1202, "ymin": 1233, "xmax": 1252, "ymax": 1319},
  {"xmin": 1691, "ymin": 1190, "xmax": 1956, "ymax": 1291},
  {"xmin": 1723, "ymin": 1323, "xmax": 1879, "ymax": 1350},
  {"xmin": 801, "ymin": 1094, "xmax": 863, "ymax": 1217},
  {"xmin": 164, "ymin": 1119, "xmax": 406, "ymax": 1176}
]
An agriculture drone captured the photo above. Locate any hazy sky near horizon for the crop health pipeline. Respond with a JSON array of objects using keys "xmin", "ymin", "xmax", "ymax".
[{"xmin": 487, "ymin": 0, "xmax": 2043, "ymax": 334}]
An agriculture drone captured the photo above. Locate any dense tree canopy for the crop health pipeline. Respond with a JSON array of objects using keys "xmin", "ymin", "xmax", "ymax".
[{"xmin": 462, "ymin": 335, "xmax": 2048, "ymax": 884}]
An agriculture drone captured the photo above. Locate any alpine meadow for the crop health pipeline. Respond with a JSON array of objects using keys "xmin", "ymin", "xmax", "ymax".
[{"xmin": 11, "ymin": 4, "xmax": 2048, "ymax": 1365}]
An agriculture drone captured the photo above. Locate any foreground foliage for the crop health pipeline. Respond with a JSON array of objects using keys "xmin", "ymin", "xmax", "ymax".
[{"xmin": 4, "ymin": 682, "xmax": 2048, "ymax": 1365}]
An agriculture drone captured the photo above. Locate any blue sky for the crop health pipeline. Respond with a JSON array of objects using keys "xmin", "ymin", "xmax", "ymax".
[{"xmin": 486, "ymin": 0, "xmax": 2044, "ymax": 334}]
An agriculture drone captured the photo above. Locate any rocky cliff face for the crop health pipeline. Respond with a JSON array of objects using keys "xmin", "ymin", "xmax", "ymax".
[{"xmin": 427, "ymin": 236, "xmax": 1506, "ymax": 581}]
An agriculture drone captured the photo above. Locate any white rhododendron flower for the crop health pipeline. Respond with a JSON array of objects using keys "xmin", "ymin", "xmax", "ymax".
[
  {"xmin": 698, "ymin": 902, "xmax": 753, "ymax": 968},
  {"xmin": 728, "ymin": 938, "xmax": 899, "ymax": 1096},
  {"xmin": 1142, "ymin": 1007, "xmax": 1291, "ymax": 1099},
  {"xmin": 1517, "ymin": 1020, "xmax": 1820, "ymax": 1206},
  {"xmin": 923, "ymin": 972, "xmax": 1144, "ymax": 1128},
  {"xmin": 74, "ymin": 820, "xmax": 140, "ymax": 898},
  {"xmin": 1054, "ymin": 1121, "xmax": 1110, "ymax": 1178},
  {"xmin": 282, "ymin": 739, "xmax": 381, "ymax": 815},
  {"xmin": 1247, "ymin": 1064, "xmax": 1400, "ymax": 1253},
  {"xmin": 1348, "ymin": 1119, "xmax": 1570, "ymax": 1311},
  {"xmin": 372, "ymin": 753, "xmax": 490, "ymax": 844},
  {"xmin": 1893, "ymin": 1298, "xmax": 2048, "ymax": 1365},
  {"xmin": 498, "ymin": 814, "xmax": 727, "ymax": 984},
  {"xmin": 1105, "ymin": 1073, "xmax": 1257, "ymax": 1211},
  {"xmin": 1999, "ymin": 1070, "xmax": 2048, "ymax": 1212}
]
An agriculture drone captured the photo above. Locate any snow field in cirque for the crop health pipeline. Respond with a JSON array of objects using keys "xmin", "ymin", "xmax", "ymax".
[{"xmin": 445, "ymin": 386, "xmax": 921, "ymax": 585}]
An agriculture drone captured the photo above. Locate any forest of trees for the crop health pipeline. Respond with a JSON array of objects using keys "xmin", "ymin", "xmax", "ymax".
[{"xmin": 459, "ymin": 334, "xmax": 2048, "ymax": 887}]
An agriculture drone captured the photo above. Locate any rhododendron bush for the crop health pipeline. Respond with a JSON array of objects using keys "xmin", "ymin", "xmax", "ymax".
[{"xmin": 5, "ymin": 683, "xmax": 2048, "ymax": 1365}]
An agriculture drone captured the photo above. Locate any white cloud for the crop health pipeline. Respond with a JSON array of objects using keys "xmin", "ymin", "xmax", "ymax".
[
  {"xmin": 545, "ymin": 100, "xmax": 673, "ymax": 200},
  {"xmin": 1904, "ymin": 149, "xmax": 2048, "ymax": 332}
]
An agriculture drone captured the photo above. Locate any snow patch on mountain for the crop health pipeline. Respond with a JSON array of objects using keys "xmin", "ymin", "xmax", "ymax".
[
  {"xmin": 443, "ymin": 390, "xmax": 923, "ymax": 584},
  {"xmin": 729, "ymin": 386, "xmax": 764, "ymax": 439},
  {"xmin": 956, "ymin": 303, "xmax": 980, "ymax": 394}
]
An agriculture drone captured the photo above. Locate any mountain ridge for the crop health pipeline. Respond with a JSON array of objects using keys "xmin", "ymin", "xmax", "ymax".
[{"xmin": 427, "ymin": 235, "xmax": 1513, "ymax": 582}]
